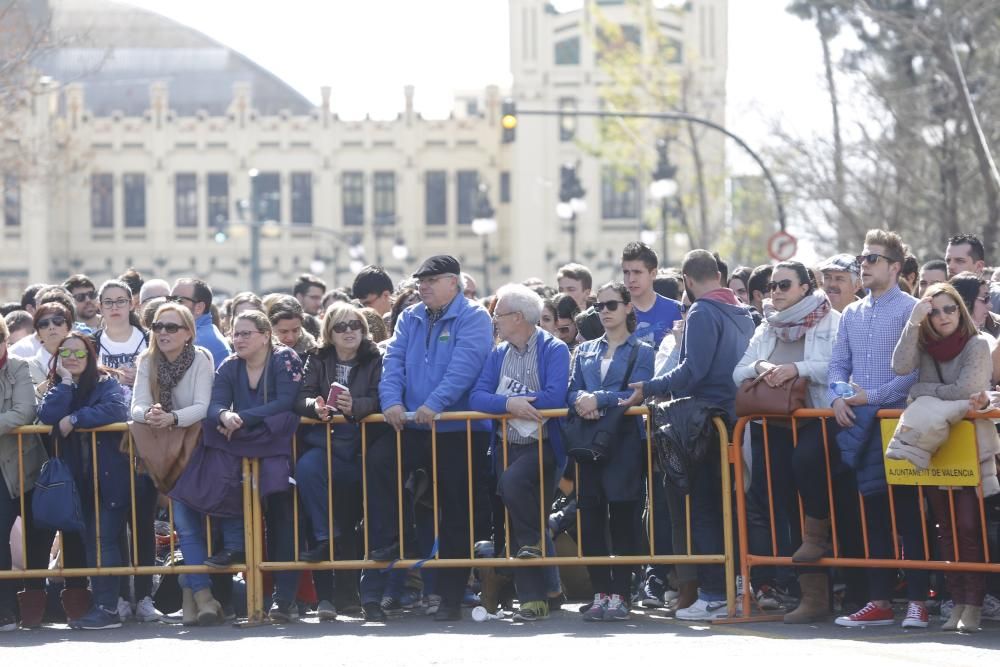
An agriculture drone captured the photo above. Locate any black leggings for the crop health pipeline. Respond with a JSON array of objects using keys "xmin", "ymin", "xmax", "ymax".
[{"xmin": 579, "ymin": 499, "xmax": 639, "ymax": 599}]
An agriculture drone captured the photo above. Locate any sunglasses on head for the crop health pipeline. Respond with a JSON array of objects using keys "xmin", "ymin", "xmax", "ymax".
[
  {"xmin": 856, "ymin": 253, "xmax": 897, "ymax": 266},
  {"xmin": 595, "ymin": 300, "xmax": 624, "ymax": 312},
  {"xmin": 767, "ymin": 279, "xmax": 794, "ymax": 293},
  {"xmin": 331, "ymin": 320, "xmax": 364, "ymax": 334},
  {"xmin": 58, "ymin": 348, "xmax": 87, "ymax": 359},
  {"xmin": 72, "ymin": 290, "xmax": 97, "ymax": 303},
  {"xmin": 151, "ymin": 322, "xmax": 187, "ymax": 334},
  {"xmin": 37, "ymin": 316, "xmax": 67, "ymax": 329},
  {"xmin": 930, "ymin": 304, "xmax": 959, "ymax": 318}
]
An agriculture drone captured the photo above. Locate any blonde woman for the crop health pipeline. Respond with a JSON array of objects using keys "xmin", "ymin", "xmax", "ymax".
[{"xmin": 131, "ymin": 302, "xmax": 220, "ymax": 624}]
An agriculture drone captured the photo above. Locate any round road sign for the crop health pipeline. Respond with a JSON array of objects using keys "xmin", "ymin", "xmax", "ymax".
[{"xmin": 767, "ymin": 231, "xmax": 798, "ymax": 262}]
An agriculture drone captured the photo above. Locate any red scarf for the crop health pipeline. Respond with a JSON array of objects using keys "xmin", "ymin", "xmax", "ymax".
[
  {"xmin": 925, "ymin": 329, "xmax": 970, "ymax": 363},
  {"xmin": 0, "ymin": 349, "xmax": 6, "ymax": 371}
]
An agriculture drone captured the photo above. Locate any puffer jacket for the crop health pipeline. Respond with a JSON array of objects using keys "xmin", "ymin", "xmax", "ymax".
[
  {"xmin": 836, "ymin": 405, "xmax": 886, "ymax": 497},
  {"xmin": 0, "ymin": 356, "xmax": 47, "ymax": 498},
  {"xmin": 650, "ymin": 396, "xmax": 728, "ymax": 494}
]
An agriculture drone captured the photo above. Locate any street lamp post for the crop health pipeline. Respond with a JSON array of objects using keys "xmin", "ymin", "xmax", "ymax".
[
  {"xmin": 471, "ymin": 182, "xmax": 497, "ymax": 294},
  {"xmin": 649, "ymin": 138, "xmax": 679, "ymax": 266},
  {"xmin": 557, "ymin": 163, "xmax": 586, "ymax": 262}
]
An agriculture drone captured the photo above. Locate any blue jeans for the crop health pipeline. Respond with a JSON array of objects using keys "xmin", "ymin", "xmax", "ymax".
[
  {"xmin": 295, "ymin": 445, "xmax": 362, "ymax": 544},
  {"xmin": 499, "ymin": 442, "xmax": 555, "ymax": 603},
  {"xmin": 690, "ymin": 446, "xmax": 725, "ymax": 600},
  {"xmin": 82, "ymin": 501, "xmax": 128, "ymax": 611},
  {"xmin": 172, "ymin": 501, "xmax": 244, "ymax": 593}
]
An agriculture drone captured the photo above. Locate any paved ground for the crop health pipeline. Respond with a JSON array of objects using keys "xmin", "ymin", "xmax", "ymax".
[{"xmin": 3, "ymin": 604, "xmax": 1000, "ymax": 665}]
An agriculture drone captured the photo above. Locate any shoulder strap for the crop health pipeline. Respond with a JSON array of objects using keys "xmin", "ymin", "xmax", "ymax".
[{"xmin": 618, "ymin": 342, "xmax": 641, "ymax": 392}]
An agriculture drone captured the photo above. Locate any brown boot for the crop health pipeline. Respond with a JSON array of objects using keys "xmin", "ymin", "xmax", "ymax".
[
  {"xmin": 792, "ymin": 517, "xmax": 831, "ymax": 563},
  {"xmin": 60, "ymin": 587, "xmax": 91, "ymax": 622},
  {"xmin": 783, "ymin": 573, "xmax": 829, "ymax": 624},
  {"xmin": 17, "ymin": 589, "xmax": 47, "ymax": 628},
  {"xmin": 672, "ymin": 580, "xmax": 698, "ymax": 613},
  {"xmin": 193, "ymin": 588, "xmax": 222, "ymax": 626},
  {"xmin": 181, "ymin": 588, "xmax": 198, "ymax": 626}
]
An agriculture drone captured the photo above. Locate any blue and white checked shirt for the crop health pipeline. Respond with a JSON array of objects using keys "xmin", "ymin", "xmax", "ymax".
[{"xmin": 826, "ymin": 284, "xmax": 918, "ymax": 408}]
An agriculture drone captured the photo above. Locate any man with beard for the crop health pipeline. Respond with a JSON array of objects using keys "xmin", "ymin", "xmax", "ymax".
[{"xmin": 817, "ymin": 254, "xmax": 861, "ymax": 313}]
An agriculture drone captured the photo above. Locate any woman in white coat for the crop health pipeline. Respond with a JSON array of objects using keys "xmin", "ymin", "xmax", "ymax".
[{"xmin": 733, "ymin": 261, "xmax": 840, "ymax": 623}]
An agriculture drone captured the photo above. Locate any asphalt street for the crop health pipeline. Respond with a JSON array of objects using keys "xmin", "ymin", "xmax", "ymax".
[{"xmin": 2, "ymin": 604, "xmax": 999, "ymax": 665}]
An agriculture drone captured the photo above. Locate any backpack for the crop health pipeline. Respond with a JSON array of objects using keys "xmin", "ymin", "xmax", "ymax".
[{"xmin": 32, "ymin": 457, "xmax": 86, "ymax": 533}]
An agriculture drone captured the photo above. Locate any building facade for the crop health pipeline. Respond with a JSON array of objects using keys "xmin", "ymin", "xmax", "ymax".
[{"xmin": 0, "ymin": 0, "xmax": 727, "ymax": 301}]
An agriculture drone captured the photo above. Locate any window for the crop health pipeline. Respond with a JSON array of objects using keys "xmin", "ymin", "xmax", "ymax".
[
  {"xmin": 500, "ymin": 171, "xmax": 511, "ymax": 204},
  {"xmin": 425, "ymin": 171, "xmax": 446, "ymax": 226},
  {"xmin": 342, "ymin": 171, "xmax": 364, "ymax": 227},
  {"xmin": 291, "ymin": 172, "xmax": 313, "ymax": 225},
  {"xmin": 174, "ymin": 173, "xmax": 197, "ymax": 228},
  {"xmin": 373, "ymin": 171, "xmax": 396, "ymax": 225},
  {"xmin": 3, "ymin": 174, "xmax": 19, "ymax": 227},
  {"xmin": 207, "ymin": 173, "xmax": 229, "ymax": 228},
  {"xmin": 559, "ymin": 97, "xmax": 577, "ymax": 142},
  {"xmin": 91, "ymin": 173, "xmax": 113, "ymax": 229},
  {"xmin": 252, "ymin": 171, "xmax": 281, "ymax": 223},
  {"xmin": 601, "ymin": 166, "xmax": 638, "ymax": 220},
  {"xmin": 456, "ymin": 170, "xmax": 479, "ymax": 226},
  {"xmin": 554, "ymin": 36, "xmax": 580, "ymax": 65},
  {"xmin": 123, "ymin": 173, "xmax": 146, "ymax": 228}
]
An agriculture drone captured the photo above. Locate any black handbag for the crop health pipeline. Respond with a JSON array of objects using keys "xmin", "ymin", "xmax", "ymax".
[{"xmin": 562, "ymin": 343, "xmax": 640, "ymax": 464}]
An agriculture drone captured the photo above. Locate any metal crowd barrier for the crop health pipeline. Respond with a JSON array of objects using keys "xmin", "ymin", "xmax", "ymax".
[
  {"xmin": 5, "ymin": 409, "xmax": 737, "ymax": 626},
  {"xmin": 2, "ymin": 424, "xmax": 255, "ymax": 613},
  {"xmin": 731, "ymin": 408, "xmax": 1000, "ymax": 621}
]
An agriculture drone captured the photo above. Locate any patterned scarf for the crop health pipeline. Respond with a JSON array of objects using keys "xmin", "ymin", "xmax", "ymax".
[
  {"xmin": 763, "ymin": 291, "xmax": 832, "ymax": 343},
  {"xmin": 156, "ymin": 342, "xmax": 196, "ymax": 412}
]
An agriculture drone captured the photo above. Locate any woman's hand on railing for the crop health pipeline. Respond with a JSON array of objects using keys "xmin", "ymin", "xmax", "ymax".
[
  {"xmin": 970, "ymin": 390, "xmax": 1000, "ymax": 412},
  {"xmin": 218, "ymin": 410, "xmax": 243, "ymax": 441},
  {"xmin": 146, "ymin": 404, "xmax": 174, "ymax": 429},
  {"xmin": 58, "ymin": 415, "xmax": 74, "ymax": 437},
  {"xmin": 313, "ymin": 395, "xmax": 333, "ymax": 421},
  {"xmin": 574, "ymin": 393, "xmax": 600, "ymax": 420},
  {"xmin": 765, "ymin": 364, "xmax": 799, "ymax": 387}
]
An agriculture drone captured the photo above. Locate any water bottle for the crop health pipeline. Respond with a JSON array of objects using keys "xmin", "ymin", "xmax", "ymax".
[
  {"xmin": 830, "ymin": 381, "xmax": 855, "ymax": 399},
  {"xmin": 471, "ymin": 605, "xmax": 503, "ymax": 622}
]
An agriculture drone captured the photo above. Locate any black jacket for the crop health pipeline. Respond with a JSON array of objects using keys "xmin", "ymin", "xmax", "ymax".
[{"xmin": 650, "ymin": 396, "xmax": 727, "ymax": 494}]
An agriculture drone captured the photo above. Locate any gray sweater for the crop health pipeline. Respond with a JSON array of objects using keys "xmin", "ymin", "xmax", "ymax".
[{"xmin": 892, "ymin": 323, "xmax": 992, "ymax": 401}]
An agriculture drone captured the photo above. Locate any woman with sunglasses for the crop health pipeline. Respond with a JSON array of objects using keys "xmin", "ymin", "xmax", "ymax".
[
  {"xmin": 733, "ymin": 260, "xmax": 840, "ymax": 622},
  {"xmin": 539, "ymin": 298, "xmax": 559, "ymax": 338},
  {"xmin": 37, "ymin": 332, "xmax": 130, "ymax": 630},
  {"xmin": 203, "ymin": 311, "xmax": 302, "ymax": 623},
  {"xmin": 131, "ymin": 302, "xmax": 223, "ymax": 625},
  {"xmin": 893, "ymin": 282, "xmax": 999, "ymax": 632},
  {"xmin": 0, "ymin": 317, "xmax": 50, "ymax": 630},
  {"xmin": 294, "ymin": 302, "xmax": 387, "ymax": 620},
  {"xmin": 26, "ymin": 302, "xmax": 75, "ymax": 396},
  {"xmin": 567, "ymin": 282, "xmax": 654, "ymax": 621}
]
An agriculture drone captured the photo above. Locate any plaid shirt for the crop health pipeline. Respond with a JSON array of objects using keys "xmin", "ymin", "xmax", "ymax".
[{"xmin": 826, "ymin": 284, "xmax": 918, "ymax": 408}]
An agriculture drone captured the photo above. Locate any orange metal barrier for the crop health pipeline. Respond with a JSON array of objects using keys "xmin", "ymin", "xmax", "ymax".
[
  {"xmin": 249, "ymin": 409, "xmax": 737, "ymax": 623},
  {"xmin": 732, "ymin": 409, "xmax": 1000, "ymax": 621}
]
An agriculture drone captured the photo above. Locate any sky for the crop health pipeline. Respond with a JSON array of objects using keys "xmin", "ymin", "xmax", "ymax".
[{"xmin": 117, "ymin": 0, "xmax": 835, "ymax": 157}]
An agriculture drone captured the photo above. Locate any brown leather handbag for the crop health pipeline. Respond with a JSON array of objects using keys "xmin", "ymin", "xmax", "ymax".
[
  {"xmin": 735, "ymin": 369, "xmax": 809, "ymax": 417},
  {"xmin": 128, "ymin": 421, "xmax": 202, "ymax": 493}
]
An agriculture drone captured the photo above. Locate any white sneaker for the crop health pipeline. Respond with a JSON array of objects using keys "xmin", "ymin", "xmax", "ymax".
[
  {"xmin": 675, "ymin": 598, "xmax": 728, "ymax": 621},
  {"xmin": 116, "ymin": 597, "xmax": 134, "ymax": 622},
  {"xmin": 982, "ymin": 593, "xmax": 1000, "ymax": 621},
  {"xmin": 135, "ymin": 596, "xmax": 160, "ymax": 622}
]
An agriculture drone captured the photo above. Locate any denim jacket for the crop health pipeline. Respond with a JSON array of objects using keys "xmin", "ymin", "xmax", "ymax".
[{"xmin": 567, "ymin": 334, "xmax": 654, "ymax": 409}]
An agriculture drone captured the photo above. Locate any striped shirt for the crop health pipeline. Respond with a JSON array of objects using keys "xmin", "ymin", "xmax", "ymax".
[
  {"xmin": 498, "ymin": 329, "xmax": 540, "ymax": 444},
  {"xmin": 826, "ymin": 284, "xmax": 918, "ymax": 408}
]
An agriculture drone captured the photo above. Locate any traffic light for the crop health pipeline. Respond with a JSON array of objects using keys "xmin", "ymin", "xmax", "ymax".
[
  {"xmin": 559, "ymin": 162, "xmax": 585, "ymax": 203},
  {"xmin": 501, "ymin": 98, "xmax": 517, "ymax": 143}
]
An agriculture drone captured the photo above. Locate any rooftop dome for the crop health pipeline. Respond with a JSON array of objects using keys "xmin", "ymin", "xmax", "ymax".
[{"xmin": 34, "ymin": 0, "xmax": 314, "ymax": 116}]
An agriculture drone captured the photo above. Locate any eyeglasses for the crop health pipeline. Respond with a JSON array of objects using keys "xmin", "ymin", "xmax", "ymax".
[
  {"xmin": 492, "ymin": 311, "xmax": 518, "ymax": 321},
  {"xmin": 595, "ymin": 300, "xmax": 624, "ymax": 312},
  {"xmin": 767, "ymin": 279, "xmax": 795, "ymax": 293},
  {"xmin": 151, "ymin": 322, "xmax": 187, "ymax": 334},
  {"xmin": 58, "ymin": 348, "xmax": 87, "ymax": 359},
  {"xmin": 232, "ymin": 330, "xmax": 261, "ymax": 340},
  {"xmin": 929, "ymin": 304, "xmax": 959, "ymax": 318},
  {"xmin": 101, "ymin": 298, "xmax": 130, "ymax": 309},
  {"xmin": 168, "ymin": 295, "xmax": 195, "ymax": 305},
  {"xmin": 856, "ymin": 253, "xmax": 898, "ymax": 266},
  {"xmin": 72, "ymin": 290, "xmax": 97, "ymax": 303},
  {"xmin": 331, "ymin": 320, "xmax": 364, "ymax": 334},
  {"xmin": 978, "ymin": 295, "xmax": 991, "ymax": 305},
  {"xmin": 37, "ymin": 316, "xmax": 67, "ymax": 329}
]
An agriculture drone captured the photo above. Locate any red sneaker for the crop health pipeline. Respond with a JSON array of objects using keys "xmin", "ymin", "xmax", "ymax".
[
  {"xmin": 901, "ymin": 602, "xmax": 929, "ymax": 628},
  {"xmin": 835, "ymin": 602, "xmax": 895, "ymax": 627}
]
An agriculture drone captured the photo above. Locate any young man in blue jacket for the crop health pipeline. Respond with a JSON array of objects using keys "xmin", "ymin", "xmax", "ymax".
[
  {"xmin": 622, "ymin": 249, "xmax": 755, "ymax": 621},
  {"xmin": 371, "ymin": 255, "xmax": 493, "ymax": 622},
  {"xmin": 469, "ymin": 284, "xmax": 570, "ymax": 622}
]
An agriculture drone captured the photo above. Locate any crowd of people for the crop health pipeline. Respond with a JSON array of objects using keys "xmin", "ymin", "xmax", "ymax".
[{"xmin": 1, "ymin": 230, "xmax": 999, "ymax": 634}]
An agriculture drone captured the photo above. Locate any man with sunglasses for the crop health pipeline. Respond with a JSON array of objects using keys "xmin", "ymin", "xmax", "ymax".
[
  {"xmin": 378, "ymin": 255, "xmax": 493, "ymax": 621},
  {"xmin": 170, "ymin": 278, "xmax": 231, "ymax": 370},
  {"xmin": 63, "ymin": 275, "xmax": 102, "ymax": 332}
]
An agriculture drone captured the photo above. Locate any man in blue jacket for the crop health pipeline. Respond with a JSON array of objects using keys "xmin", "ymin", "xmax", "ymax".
[
  {"xmin": 170, "ymin": 278, "xmax": 231, "ymax": 369},
  {"xmin": 622, "ymin": 249, "xmax": 755, "ymax": 621},
  {"xmin": 373, "ymin": 255, "xmax": 493, "ymax": 622},
  {"xmin": 469, "ymin": 284, "xmax": 570, "ymax": 622}
]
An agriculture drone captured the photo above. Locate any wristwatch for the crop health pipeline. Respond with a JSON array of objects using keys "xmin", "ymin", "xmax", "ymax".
[{"xmin": 171, "ymin": 411, "xmax": 179, "ymax": 426}]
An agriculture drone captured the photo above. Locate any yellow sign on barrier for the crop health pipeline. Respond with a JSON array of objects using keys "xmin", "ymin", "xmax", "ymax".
[{"xmin": 880, "ymin": 419, "xmax": 980, "ymax": 486}]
